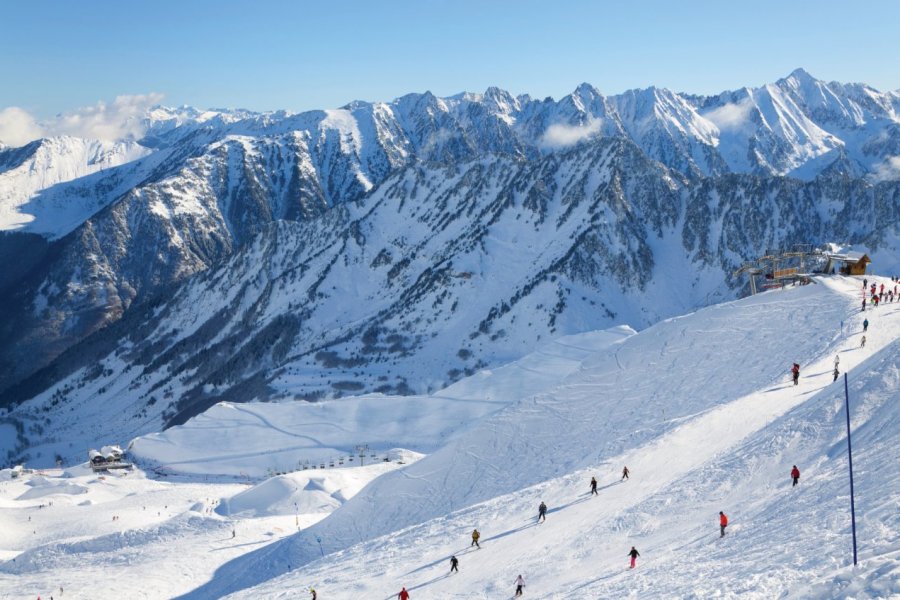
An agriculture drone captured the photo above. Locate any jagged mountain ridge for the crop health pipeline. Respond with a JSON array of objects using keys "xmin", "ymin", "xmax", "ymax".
[
  {"xmin": 3, "ymin": 135, "xmax": 900, "ymax": 465},
  {"xmin": 1, "ymin": 70, "xmax": 900, "ymax": 462}
]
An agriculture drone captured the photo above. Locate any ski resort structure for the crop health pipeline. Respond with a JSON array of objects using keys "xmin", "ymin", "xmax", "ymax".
[{"xmin": 734, "ymin": 246, "xmax": 870, "ymax": 295}]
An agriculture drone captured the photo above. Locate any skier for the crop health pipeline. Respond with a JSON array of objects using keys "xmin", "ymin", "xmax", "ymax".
[
  {"xmin": 862, "ymin": 298, "xmax": 866, "ymax": 312},
  {"xmin": 590, "ymin": 476, "xmax": 598, "ymax": 496},
  {"xmin": 791, "ymin": 363, "xmax": 800, "ymax": 386},
  {"xmin": 310, "ymin": 589, "xmax": 317, "ymax": 600},
  {"xmin": 514, "ymin": 574, "xmax": 526, "ymax": 597},
  {"xmin": 450, "ymin": 555, "xmax": 459, "ymax": 573},
  {"xmin": 863, "ymin": 318, "xmax": 869, "ymax": 332},
  {"xmin": 863, "ymin": 278, "xmax": 867, "ymax": 289},
  {"xmin": 232, "ymin": 528, "xmax": 235, "ymax": 538},
  {"xmin": 834, "ymin": 355, "xmax": 840, "ymax": 369},
  {"xmin": 398, "ymin": 586, "xmax": 410, "ymax": 600},
  {"xmin": 791, "ymin": 465, "xmax": 800, "ymax": 487},
  {"xmin": 719, "ymin": 511, "xmax": 728, "ymax": 537},
  {"xmin": 471, "ymin": 528, "xmax": 481, "ymax": 548},
  {"xmin": 833, "ymin": 366, "xmax": 840, "ymax": 382},
  {"xmin": 861, "ymin": 335, "xmax": 866, "ymax": 348},
  {"xmin": 628, "ymin": 546, "xmax": 640, "ymax": 569},
  {"xmin": 538, "ymin": 501, "xmax": 547, "ymax": 523},
  {"xmin": 622, "ymin": 466, "xmax": 630, "ymax": 480}
]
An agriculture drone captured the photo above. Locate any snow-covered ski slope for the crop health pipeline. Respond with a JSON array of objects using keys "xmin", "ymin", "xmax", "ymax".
[
  {"xmin": 198, "ymin": 276, "xmax": 898, "ymax": 599},
  {"xmin": 1, "ymin": 275, "xmax": 898, "ymax": 599},
  {"xmin": 0, "ymin": 458, "xmax": 419, "ymax": 599},
  {"xmin": 129, "ymin": 327, "xmax": 634, "ymax": 478}
]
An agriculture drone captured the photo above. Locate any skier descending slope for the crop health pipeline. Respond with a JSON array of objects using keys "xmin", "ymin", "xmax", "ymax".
[
  {"xmin": 397, "ymin": 586, "xmax": 410, "ymax": 600},
  {"xmin": 628, "ymin": 546, "xmax": 640, "ymax": 569},
  {"xmin": 590, "ymin": 476, "xmax": 598, "ymax": 495},
  {"xmin": 791, "ymin": 465, "xmax": 801, "ymax": 486},
  {"xmin": 537, "ymin": 501, "xmax": 547, "ymax": 523},
  {"xmin": 450, "ymin": 555, "xmax": 458, "ymax": 573},
  {"xmin": 471, "ymin": 528, "xmax": 480, "ymax": 548},
  {"xmin": 719, "ymin": 511, "xmax": 729, "ymax": 537},
  {"xmin": 791, "ymin": 363, "xmax": 800, "ymax": 385},
  {"xmin": 621, "ymin": 466, "xmax": 630, "ymax": 480},
  {"xmin": 514, "ymin": 574, "xmax": 526, "ymax": 597}
]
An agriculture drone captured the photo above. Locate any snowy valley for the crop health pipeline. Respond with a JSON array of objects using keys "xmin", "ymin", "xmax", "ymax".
[{"xmin": 0, "ymin": 275, "xmax": 898, "ymax": 599}]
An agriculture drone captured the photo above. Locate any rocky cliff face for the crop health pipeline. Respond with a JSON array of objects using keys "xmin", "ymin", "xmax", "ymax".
[{"xmin": 1, "ymin": 71, "xmax": 899, "ymax": 463}]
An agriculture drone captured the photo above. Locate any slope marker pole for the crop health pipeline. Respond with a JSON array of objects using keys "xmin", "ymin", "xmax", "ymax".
[{"xmin": 843, "ymin": 373, "xmax": 858, "ymax": 566}]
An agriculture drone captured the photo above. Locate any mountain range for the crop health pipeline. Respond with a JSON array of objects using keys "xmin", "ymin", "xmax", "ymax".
[{"xmin": 1, "ymin": 68, "xmax": 899, "ymax": 465}]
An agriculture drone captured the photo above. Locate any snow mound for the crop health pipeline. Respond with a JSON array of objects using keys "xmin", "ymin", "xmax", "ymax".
[
  {"xmin": 17, "ymin": 477, "xmax": 88, "ymax": 500},
  {"xmin": 220, "ymin": 452, "xmax": 423, "ymax": 518}
]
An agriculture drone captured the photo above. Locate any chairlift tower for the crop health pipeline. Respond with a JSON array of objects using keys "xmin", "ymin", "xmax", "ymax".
[
  {"xmin": 355, "ymin": 444, "xmax": 369, "ymax": 467},
  {"xmin": 733, "ymin": 263, "xmax": 764, "ymax": 295}
]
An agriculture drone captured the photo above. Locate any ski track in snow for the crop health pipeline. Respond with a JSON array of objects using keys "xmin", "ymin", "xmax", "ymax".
[{"xmin": 0, "ymin": 275, "xmax": 898, "ymax": 599}]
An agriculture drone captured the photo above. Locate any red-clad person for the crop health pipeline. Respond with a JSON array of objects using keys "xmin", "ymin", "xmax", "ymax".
[
  {"xmin": 791, "ymin": 465, "xmax": 800, "ymax": 486},
  {"xmin": 719, "ymin": 511, "xmax": 728, "ymax": 537},
  {"xmin": 398, "ymin": 586, "xmax": 410, "ymax": 600}
]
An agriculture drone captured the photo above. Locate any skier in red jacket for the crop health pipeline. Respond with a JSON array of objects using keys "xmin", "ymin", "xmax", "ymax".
[
  {"xmin": 791, "ymin": 465, "xmax": 800, "ymax": 486},
  {"xmin": 719, "ymin": 511, "xmax": 728, "ymax": 537},
  {"xmin": 398, "ymin": 586, "xmax": 410, "ymax": 600}
]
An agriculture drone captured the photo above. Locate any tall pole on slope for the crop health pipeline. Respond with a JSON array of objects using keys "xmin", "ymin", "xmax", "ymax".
[{"xmin": 843, "ymin": 373, "xmax": 858, "ymax": 566}]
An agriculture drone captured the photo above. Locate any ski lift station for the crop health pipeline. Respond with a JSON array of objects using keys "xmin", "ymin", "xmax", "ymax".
[{"xmin": 734, "ymin": 246, "xmax": 870, "ymax": 295}]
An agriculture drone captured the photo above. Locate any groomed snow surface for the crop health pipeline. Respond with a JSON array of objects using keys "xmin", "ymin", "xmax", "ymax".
[{"xmin": 1, "ymin": 275, "xmax": 898, "ymax": 599}]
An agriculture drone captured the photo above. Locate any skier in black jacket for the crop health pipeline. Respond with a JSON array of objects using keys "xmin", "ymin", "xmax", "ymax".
[{"xmin": 629, "ymin": 546, "xmax": 640, "ymax": 568}]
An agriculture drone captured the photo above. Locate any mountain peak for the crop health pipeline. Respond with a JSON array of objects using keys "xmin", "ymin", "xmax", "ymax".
[
  {"xmin": 573, "ymin": 82, "xmax": 600, "ymax": 98},
  {"xmin": 483, "ymin": 86, "xmax": 518, "ymax": 111},
  {"xmin": 787, "ymin": 67, "xmax": 816, "ymax": 81}
]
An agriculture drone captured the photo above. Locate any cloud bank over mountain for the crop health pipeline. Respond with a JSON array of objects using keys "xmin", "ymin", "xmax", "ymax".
[{"xmin": 0, "ymin": 93, "xmax": 164, "ymax": 146}]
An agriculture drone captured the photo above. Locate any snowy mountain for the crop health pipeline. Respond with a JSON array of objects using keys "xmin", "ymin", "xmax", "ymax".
[
  {"xmin": 1, "ymin": 71, "xmax": 900, "ymax": 463},
  {"xmin": 0, "ymin": 276, "xmax": 897, "ymax": 599},
  {"xmin": 0, "ymin": 136, "xmax": 152, "ymax": 236}
]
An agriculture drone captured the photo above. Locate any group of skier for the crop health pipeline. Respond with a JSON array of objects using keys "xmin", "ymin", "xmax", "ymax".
[
  {"xmin": 795, "ymin": 311, "xmax": 873, "ymax": 385},
  {"xmin": 391, "ymin": 461, "xmax": 806, "ymax": 597},
  {"xmin": 393, "ymin": 280, "xmax": 891, "ymax": 599},
  {"xmin": 862, "ymin": 279, "xmax": 898, "ymax": 310}
]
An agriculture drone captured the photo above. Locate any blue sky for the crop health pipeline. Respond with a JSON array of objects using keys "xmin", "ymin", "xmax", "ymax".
[{"xmin": 2, "ymin": 0, "xmax": 899, "ymax": 117}]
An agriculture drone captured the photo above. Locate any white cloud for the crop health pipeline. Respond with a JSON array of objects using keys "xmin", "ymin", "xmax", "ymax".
[
  {"xmin": 0, "ymin": 107, "xmax": 45, "ymax": 147},
  {"xmin": 871, "ymin": 156, "xmax": 900, "ymax": 181},
  {"xmin": 53, "ymin": 93, "xmax": 164, "ymax": 141},
  {"xmin": 0, "ymin": 93, "xmax": 164, "ymax": 147},
  {"xmin": 540, "ymin": 119, "xmax": 603, "ymax": 149},
  {"xmin": 703, "ymin": 98, "xmax": 754, "ymax": 131}
]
